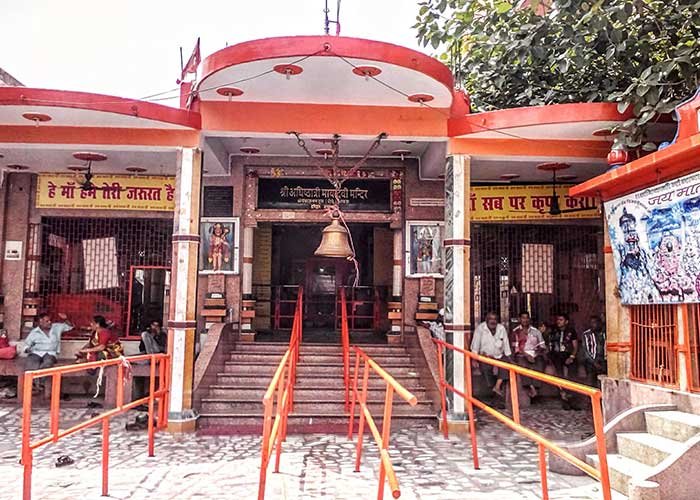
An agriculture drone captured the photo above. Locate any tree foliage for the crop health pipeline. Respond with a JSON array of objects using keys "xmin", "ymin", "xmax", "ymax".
[{"xmin": 414, "ymin": 0, "xmax": 700, "ymax": 149}]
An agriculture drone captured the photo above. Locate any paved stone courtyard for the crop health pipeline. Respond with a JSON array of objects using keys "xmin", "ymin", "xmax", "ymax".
[{"xmin": 0, "ymin": 401, "xmax": 620, "ymax": 499}]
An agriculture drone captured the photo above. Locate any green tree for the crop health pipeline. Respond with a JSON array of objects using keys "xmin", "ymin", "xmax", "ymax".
[{"xmin": 414, "ymin": 0, "xmax": 700, "ymax": 149}]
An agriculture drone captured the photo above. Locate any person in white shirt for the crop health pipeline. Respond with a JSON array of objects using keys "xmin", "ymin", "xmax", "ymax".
[
  {"xmin": 511, "ymin": 312, "xmax": 547, "ymax": 399},
  {"xmin": 470, "ymin": 311, "xmax": 511, "ymax": 396}
]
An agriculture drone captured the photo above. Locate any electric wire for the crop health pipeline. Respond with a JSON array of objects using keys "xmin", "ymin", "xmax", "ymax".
[{"xmin": 1, "ymin": 46, "xmax": 616, "ymax": 156}]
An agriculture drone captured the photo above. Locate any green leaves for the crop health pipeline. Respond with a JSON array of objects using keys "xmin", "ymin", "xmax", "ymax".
[{"xmin": 413, "ymin": 0, "xmax": 700, "ymax": 150}]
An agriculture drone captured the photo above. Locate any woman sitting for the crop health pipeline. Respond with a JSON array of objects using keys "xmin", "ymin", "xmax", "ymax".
[{"xmin": 76, "ymin": 315, "xmax": 123, "ymax": 363}]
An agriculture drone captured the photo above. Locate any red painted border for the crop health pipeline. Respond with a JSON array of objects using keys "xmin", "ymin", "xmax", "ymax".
[
  {"xmin": 448, "ymin": 102, "xmax": 631, "ymax": 138},
  {"xmin": 570, "ymin": 133, "xmax": 700, "ymax": 200},
  {"xmin": 198, "ymin": 35, "xmax": 454, "ymax": 96},
  {"xmin": 0, "ymin": 87, "xmax": 201, "ymax": 129}
]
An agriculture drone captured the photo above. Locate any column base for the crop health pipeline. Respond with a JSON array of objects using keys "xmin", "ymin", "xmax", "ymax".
[
  {"xmin": 167, "ymin": 410, "xmax": 198, "ymax": 433},
  {"xmin": 239, "ymin": 331, "xmax": 256, "ymax": 342},
  {"xmin": 438, "ymin": 411, "xmax": 475, "ymax": 436},
  {"xmin": 386, "ymin": 333, "xmax": 403, "ymax": 345}
]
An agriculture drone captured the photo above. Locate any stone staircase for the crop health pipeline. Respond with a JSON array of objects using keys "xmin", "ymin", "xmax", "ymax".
[
  {"xmin": 197, "ymin": 341, "xmax": 437, "ymax": 434},
  {"xmin": 587, "ymin": 409, "xmax": 700, "ymax": 497}
]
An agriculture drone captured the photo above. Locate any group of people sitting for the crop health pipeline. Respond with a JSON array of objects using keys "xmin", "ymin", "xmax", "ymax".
[
  {"xmin": 20, "ymin": 312, "xmax": 167, "ymax": 387},
  {"xmin": 470, "ymin": 311, "xmax": 606, "ymax": 409}
]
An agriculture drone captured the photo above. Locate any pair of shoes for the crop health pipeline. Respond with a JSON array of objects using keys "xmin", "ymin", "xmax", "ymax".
[
  {"xmin": 492, "ymin": 387, "xmax": 504, "ymax": 397},
  {"xmin": 125, "ymin": 422, "xmax": 148, "ymax": 431},
  {"xmin": 86, "ymin": 401, "xmax": 103, "ymax": 409},
  {"xmin": 55, "ymin": 455, "xmax": 74, "ymax": 467},
  {"xmin": 562, "ymin": 399, "xmax": 572, "ymax": 410}
]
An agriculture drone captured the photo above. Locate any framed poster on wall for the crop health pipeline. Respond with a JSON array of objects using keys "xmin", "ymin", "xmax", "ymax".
[
  {"xmin": 405, "ymin": 221, "xmax": 444, "ymax": 277},
  {"xmin": 199, "ymin": 217, "xmax": 240, "ymax": 274}
]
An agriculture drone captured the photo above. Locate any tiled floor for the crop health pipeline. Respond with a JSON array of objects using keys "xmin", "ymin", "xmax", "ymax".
[{"xmin": 0, "ymin": 400, "xmax": 620, "ymax": 499}]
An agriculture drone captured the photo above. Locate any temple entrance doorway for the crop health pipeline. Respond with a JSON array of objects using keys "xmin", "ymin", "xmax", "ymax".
[{"xmin": 252, "ymin": 222, "xmax": 392, "ymax": 342}]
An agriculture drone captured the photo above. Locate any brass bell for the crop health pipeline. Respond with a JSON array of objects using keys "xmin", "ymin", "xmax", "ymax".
[{"xmin": 315, "ymin": 215, "xmax": 353, "ymax": 258}]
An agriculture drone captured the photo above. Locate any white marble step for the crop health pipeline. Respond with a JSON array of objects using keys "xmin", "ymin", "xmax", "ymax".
[
  {"xmin": 616, "ymin": 432, "xmax": 680, "ymax": 467},
  {"xmin": 645, "ymin": 410, "xmax": 700, "ymax": 442},
  {"xmin": 587, "ymin": 453, "xmax": 653, "ymax": 496}
]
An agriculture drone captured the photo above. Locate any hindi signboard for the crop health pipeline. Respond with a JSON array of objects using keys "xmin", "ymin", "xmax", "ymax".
[
  {"xmin": 605, "ymin": 171, "xmax": 700, "ymax": 304},
  {"xmin": 257, "ymin": 178, "xmax": 391, "ymax": 212},
  {"xmin": 36, "ymin": 174, "xmax": 176, "ymax": 211},
  {"xmin": 471, "ymin": 185, "xmax": 599, "ymax": 221}
]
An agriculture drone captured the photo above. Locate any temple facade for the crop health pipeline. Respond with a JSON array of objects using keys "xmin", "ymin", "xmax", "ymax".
[{"xmin": 0, "ymin": 35, "xmax": 654, "ymax": 431}]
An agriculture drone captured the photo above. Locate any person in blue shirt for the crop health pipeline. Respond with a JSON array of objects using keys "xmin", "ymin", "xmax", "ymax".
[{"xmin": 24, "ymin": 312, "xmax": 73, "ymax": 371}]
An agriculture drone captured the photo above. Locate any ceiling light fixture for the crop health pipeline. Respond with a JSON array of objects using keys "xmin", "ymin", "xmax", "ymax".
[
  {"xmin": 239, "ymin": 147, "xmax": 260, "ymax": 155},
  {"xmin": 408, "ymin": 93, "xmax": 434, "ymax": 104},
  {"xmin": 7, "ymin": 164, "xmax": 29, "ymax": 171},
  {"xmin": 352, "ymin": 65, "xmax": 382, "ymax": 81},
  {"xmin": 216, "ymin": 87, "xmax": 244, "ymax": 102},
  {"xmin": 22, "ymin": 112, "xmax": 52, "ymax": 127},
  {"xmin": 499, "ymin": 173, "xmax": 520, "ymax": 180},
  {"xmin": 391, "ymin": 149, "xmax": 411, "ymax": 161},
  {"xmin": 273, "ymin": 64, "xmax": 303, "ymax": 80}
]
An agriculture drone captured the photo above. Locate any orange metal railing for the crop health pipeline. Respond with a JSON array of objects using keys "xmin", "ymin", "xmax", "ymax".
[
  {"xmin": 433, "ymin": 338, "xmax": 612, "ymax": 500},
  {"xmin": 21, "ymin": 353, "xmax": 170, "ymax": 500},
  {"xmin": 347, "ymin": 346, "xmax": 418, "ymax": 500},
  {"xmin": 340, "ymin": 287, "xmax": 351, "ymax": 412},
  {"xmin": 630, "ymin": 304, "xmax": 679, "ymax": 388},
  {"xmin": 257, "ymin": 287, "xmax": 304, "ymax": 500}
]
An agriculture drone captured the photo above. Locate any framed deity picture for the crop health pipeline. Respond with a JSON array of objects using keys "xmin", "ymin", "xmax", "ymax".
[
  {"xmin": 405, "ymin": 221, "xmax": 444, "ymax": 277},
  {"xmin": 199, "ymin": 217, "xmax": 240, "ymax": 274}
]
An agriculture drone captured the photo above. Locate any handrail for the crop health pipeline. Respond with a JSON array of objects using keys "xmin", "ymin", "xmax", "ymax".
[
  {"xmin": 258, "ymin": 287, "xmax": 304, "ymax": 500},
  {"xmin": 21, "ymin": 353, "xmax": 170, "ymax": 499},
  {"xmin": 340, "ymin": 287, "xmax": 351, "ymax": 412},
  {"xmin": 347, "ymin": 345, "xmax": 418, "ymax": 500},
  {"xmin": 432, "ymin": 338, "xmax": 612, "ymax": 500}
]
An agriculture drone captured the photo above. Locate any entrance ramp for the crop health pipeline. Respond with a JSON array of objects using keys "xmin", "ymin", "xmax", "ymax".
[{"xmin": 197, "ymin": 341, "xmax": 436, "ymax": 434}]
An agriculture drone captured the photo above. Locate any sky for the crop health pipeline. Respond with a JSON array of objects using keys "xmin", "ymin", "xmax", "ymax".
[{"xmin": 0, "ymin": 0, "xmax": 430, "ymax": 105}]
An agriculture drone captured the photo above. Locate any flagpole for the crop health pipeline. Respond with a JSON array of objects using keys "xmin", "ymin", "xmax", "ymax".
[{"xmin": 179, "ymin": 47, "xmax": 184, "ymax": 76}]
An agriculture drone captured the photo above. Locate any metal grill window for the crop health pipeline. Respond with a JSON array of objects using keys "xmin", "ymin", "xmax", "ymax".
[
  {"xmin": 688, "ymin": 304, "xmax": 700, "ymax": 392},
  {"xmin": 630, "ymin": 304, "xmax": 678, "ymax": 387},
  {"xmin": 32, "ymin": 217, "xmax": 172, "ymax": 336},
  {"xmin": 471, "ymin": 223, "xmax": 604, "ymax": 332}
]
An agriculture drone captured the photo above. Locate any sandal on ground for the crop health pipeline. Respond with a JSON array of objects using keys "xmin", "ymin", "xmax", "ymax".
[{"xmin": 55, "ymin": 455, "xmax": 74, "ymax": 468}]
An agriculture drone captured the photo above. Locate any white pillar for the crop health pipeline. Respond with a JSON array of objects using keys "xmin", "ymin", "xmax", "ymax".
[
  {"xmin": 167, "ymin": 147, "xmax": 202, "ymax": 432},
  {"xmin": 444, "ymin": 154, "xmax": 471, "ymax": 414}
]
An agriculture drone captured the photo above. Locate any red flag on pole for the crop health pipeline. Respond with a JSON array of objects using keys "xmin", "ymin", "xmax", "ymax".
[{"xmin": 180, "ymin": 38, "xmax": 201, "ymax": 81}]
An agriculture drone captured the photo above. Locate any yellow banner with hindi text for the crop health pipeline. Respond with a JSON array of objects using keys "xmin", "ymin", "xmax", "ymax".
[
  {"xmin": 35, "ymin": 174, "xmax": 176, "ymax": 211},
  {"xmin": 471, "ymin": 185, "xmax": 599, "ymax": 221}
]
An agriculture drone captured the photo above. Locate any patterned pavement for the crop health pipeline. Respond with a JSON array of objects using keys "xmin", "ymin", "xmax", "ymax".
[{"xmin": 0, "ymin": 399, "xmax": 620, "ymax": 500}]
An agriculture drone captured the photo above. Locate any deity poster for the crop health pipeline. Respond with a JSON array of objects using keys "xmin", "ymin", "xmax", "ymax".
[
  {"xmin": 406, "ymin": 221, "xmax": 444, "ymax": 277},
  {"xmin": 199, "ymin": 218, "xmax": 240, "ymax": 274},
  {"xmin": 605, "ymin": 171, "xmax": 700, "ymax": 304}
]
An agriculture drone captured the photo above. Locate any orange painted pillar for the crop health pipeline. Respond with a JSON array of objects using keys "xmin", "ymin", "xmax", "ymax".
[{"xmin": 167, "ymin": 147, "xmax": 202, "ymax": 433}]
